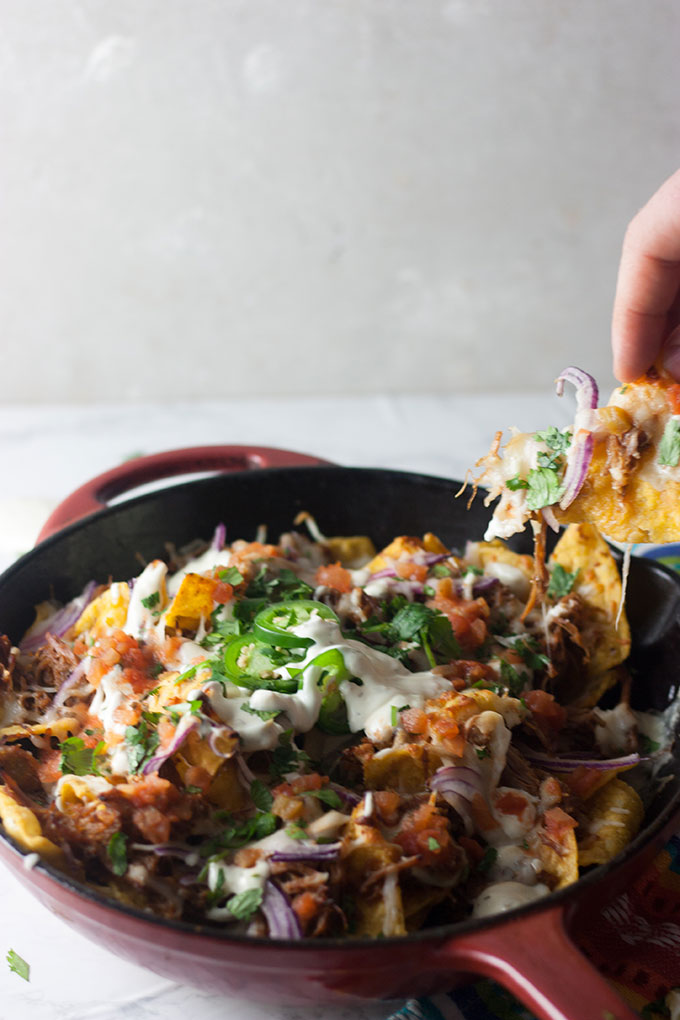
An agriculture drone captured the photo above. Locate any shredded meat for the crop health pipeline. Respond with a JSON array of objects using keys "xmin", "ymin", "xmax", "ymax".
[
  {"xmin": 605, "ymin": 426, "xmax": 650, "ymax": 493},
  {"xmin": 500, "ymin": 746, "xmax": 542, "ymax": 797},
  {"xmin": 19, "ymin": 635, "xmax": 78, "ymax": 693}
]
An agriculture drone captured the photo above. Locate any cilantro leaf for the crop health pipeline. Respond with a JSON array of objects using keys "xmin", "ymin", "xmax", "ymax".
[
  {"xmin": 511, "ymin": 637, "xmax": 550, "ymax": 671},
  {"xmin": 218, "ymin": 567, "xmax": 244, "ymax": 585},
  {"xmin": 547, "ymin": 563, "xmax": 579, "ymax": 599},
  {"xmin": 524, "ymin": 467, "xmax": 565, "ymax": 511},
  {"xmin": 658, "ymin": 419, "xmax": 680, "ymax": 468},
  {"xmin": 199, "ymin": 812, "xmax": 277, "ymax": 859},
  {"xmin": 507, "ymin": 476, "xmax": 529, "ymax": 491},
  {"xmin": 241, "ymin": 703, "xmax": 280, "ymax": 722},
  {"xmin": 477, "ymin": 846, "xmax": 498, "ymax": 872},
  {"xmin": 107, "ymin": 831, "xmax": 128, "ymax": 876},
  {"xmin": 6, "ymin": 949, "xmax": 29, "ymax": 982},
  {"xmin": 499, "ymin": 659, "xmax": 528, "ymax": 697},
  {"xmin": 390, "ymin": 603, "xmax": 437, "ymax": 641},
  {"xmin": 226, "ymin": 886, "xmax": 264, "ymax": 920},
  {"xmin": 125, "ymin": 718, "xmax": 160, "ymax": 774},
  {"xmin": 535, "ymin": 426, "xmax": 572, "ymax": 455},
  {"xmin": 59, "ymin": 736, "xmax": 105, "ymax": 777},
  {"xmin": 141, "ymin": 591, "xmax": 160, "ymax": 609},
  {"xmin": 427, "ymin": 836, "xmax": 440, "ymax": 851},
  {"xmin": 250, "ymin": 778, "xmax": 274, "ymax": 813},
  {"xmin": 303, "ymin": 788, "xmax": 343, "ymax": 810}
]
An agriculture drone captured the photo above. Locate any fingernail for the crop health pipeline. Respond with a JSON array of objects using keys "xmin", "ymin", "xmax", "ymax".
[{"xmin": 663, "ymin": 326, "xmax": 680, "ymax": 381}]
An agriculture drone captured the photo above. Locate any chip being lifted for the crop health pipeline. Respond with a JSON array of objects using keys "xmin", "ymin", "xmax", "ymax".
[{"xmin": 476, "ymin": 364, "xmax": 680, "ymax": 544}]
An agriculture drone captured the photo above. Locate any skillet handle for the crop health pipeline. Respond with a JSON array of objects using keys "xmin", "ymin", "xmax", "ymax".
[
  {"xmin": 436, "ymin": 904, "xmax": 638, "ymax": 1020},
  {"xmin": 36, "ymin": 445, "xmax": 331, "ymax": 543}
]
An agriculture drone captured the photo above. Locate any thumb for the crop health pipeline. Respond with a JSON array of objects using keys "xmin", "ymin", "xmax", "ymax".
[{"xmin": 663, "ymin": 325, "xmax": 680, "ymax": 381}]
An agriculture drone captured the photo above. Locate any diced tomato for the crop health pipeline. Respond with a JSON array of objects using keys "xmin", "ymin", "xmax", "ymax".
[
  {"xmin": 315, "ymin": 562, "xmax": 352, "ymax": 593},
  {"xmin": 212, "ymin": 581, "xmax": 234, "ymax": 604},
  {"xmin": 395, "ymin": 561, "xmax": 428, "ymax": 582},
  {"xmin": 400, "ymin": 708, "xmax": 428, "ymax": 734},
  {"xmin": 292, "ymin": 891, "xmax": 320, "ymax": 928},
  {"xmin": 183, "ymin": 765, "xmax": 212, "ymax": 794},
  {"xmin": 37, "ymin": 749, "xmax": 62, "ymax": 784},
  {"xmin": 543, "ymin": 806, "xmax": 577, "ymax": 842},
  {"xmin": 495, "ymin": 790, "xmax": 531, "ymax": 818},
  {"xmin": 524, "ymin": 689, "xmax": 566, "ymax": 732},
  {"xmin": 563, "ymin": 766, "xmax": 605, "ymax": 799},
  {"xmin": 112, "ymin": 703, "xmax": 141, "ymax": 727},
  {"xmin": 428, "ymin": 580, "xmax": 489, "ymax": 652}
]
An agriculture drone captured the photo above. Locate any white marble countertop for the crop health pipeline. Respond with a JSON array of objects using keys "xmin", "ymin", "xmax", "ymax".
[{"xmin": 0, "ymin": 392, "xmax": 575, "ymax": 1020}]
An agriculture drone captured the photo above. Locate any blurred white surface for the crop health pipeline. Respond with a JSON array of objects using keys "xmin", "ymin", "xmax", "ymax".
[
  {"xmin": 0, "ymin": 392, "xmax": 571, "ymax": 1019},
  {"xmin": 0, "ymin": 1, "xmax": 678, "ymax": 403}
]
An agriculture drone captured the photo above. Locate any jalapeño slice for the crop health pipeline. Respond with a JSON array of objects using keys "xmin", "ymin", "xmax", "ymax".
[
  {"xmin": 252, "ymin": 600, "xmax": 339, "ymax": 648},
  {"xmin": 289, "ymin": 648, "xmax": 350, "ymax": 734},
  {"xmin": 223, "ymin": 634, "xmax": 298, "ymax": 693}
]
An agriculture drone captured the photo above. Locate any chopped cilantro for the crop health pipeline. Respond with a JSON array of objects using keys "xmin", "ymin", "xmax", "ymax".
[
  {"xmin": 507, "ymin": 476, "xmax": 529, "ymax": 491},
  {"xmin": 475, "ymin": 746, "xmax": 491, "ymax": 760},
  {"xmin": 185, "ymin": 784, "xmax": 203, "ymax": 795},
  {"xmin": 432, "ymin": 563, "xmax": 452, "ymax": 578},
  {"xmin": 477, "ymin": 846, "xmax": 498, "ymax": 872},
  {"xmin": 6, "ymin": 949, "xmax": 29, "ymax": 982},
  {"xmin": 59, "ymin": 736, "xmax": 106, "ymax": 777},
  {"xmin": 427, "ymin": 837, "xmax": 440, "ymax": 851},
  {"xmin": 547, "ymin": 563, "xmax": 579, "ymax": 599},
  {"xmin": 201, "ymin": 608, "xmax": 241, "ymax": 648},
  {"xmin": 658, "ymin": 419, "xmax": 680, "ymax": 468},
  {"xmin": 245, "ymin": 566, "xmax": 313, "ymax": 603},
  {"xmin": 304, "ymin": 788, "xmax": 343, "ymax": 810},
  {"xmin": 125, "ymin": 717, "xmax": 160, "ymax": 774},
  {"xmin": 535, "ymin": 426, "xmax": 572, "ymax": 455},
  {"xmin": 241, "ymin": 703, "xmax": 280, "ymax": 722},
  {"xmin": 511, "ymin": 637, "xmax": 550, "ymax": 671},
  {"xmin": 464, "ymin": 565, "xmax": 483, "ymax": 576},
  {"xmin": 141, "ymin": 591, "xmax": 160, "ymax": 609},
  {"xmin": 268, "ymin": 730, "xmax": 311, "ymax": 780},
  {"xmin": 250, "ymin": 778, "xmax": 274, "ymax": 813},
  {"xmin": 524, "ymin": 466, "xmax": 565, "ymax": 511},
  {"xmin": 499, "ymin": 658, "xmax": 529, "ymax": 697},
  {"xmin": 199, "ymin": 812, "xmax": 277, "ymax": 859},
  {"xmin": 286, "ymin": 823, "xmax": 308, "ymax": 841},
  {"xmin": 638, "ymin": 734, "xmax": 661, "ymax": 755},
  {"xmin": 218, "ymin": 567, "xmax": 244, "ymax": 585},
  {"xmin": 107, "ymin": 831, "xmax": 128, "ymax": 876}
]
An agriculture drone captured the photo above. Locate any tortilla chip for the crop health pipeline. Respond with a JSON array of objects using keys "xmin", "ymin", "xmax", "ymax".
[
  {"xmin": 577, "ymin": 777, "xmax": 644, "ymax": 867},
  {"xmin": 549, "ymin": 523, "xmax": 631, "ymax": 679},
  {"xmin": 556, "ymin": 373, "xmax": 680, "ymax": 543},
  {"xmin": 75, "ymin": 583, "xmax": 130, "ymax": 638},
  {"xmin": 535, "ymin": 826, "xmax": 579, "ymax": 889},
  {"xmin": 0, "ymin": 717, "xmax": 79, "ymax": 743},
  {"xmin": 470, "ymin": 540, "xmax": 534, "ymax": 580},
  {"xmin": 165, "ymin": 574, "xmax": 218, "ymax": 632},
  {"xmin": 353, "ymin": 880, "xmax": 407, "ymax": 937},
  {"xmin": 325, "ymin": 536, "xmax": 376, "ymax": 568},
  {"xmin": 363, "ymin": 745, "xmax": 429, "ymax": 794},
  {"xmin": 0, "ymin": 786, "xmax": 64, "ymax": 864},
  {"xmin": 177, "ymin": 726, "xmax": 237, "ymax": 778}
]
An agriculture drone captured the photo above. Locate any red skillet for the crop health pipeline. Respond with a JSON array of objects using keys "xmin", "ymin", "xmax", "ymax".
[{"xmin": 2, "ymin": 445, "xmax": 679, "ymax": 1020}]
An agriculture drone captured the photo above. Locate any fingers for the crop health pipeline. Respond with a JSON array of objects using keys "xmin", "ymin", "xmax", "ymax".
[{"xmin": 611, "ymin": 168, "xmax": 680, "ymax": 382}]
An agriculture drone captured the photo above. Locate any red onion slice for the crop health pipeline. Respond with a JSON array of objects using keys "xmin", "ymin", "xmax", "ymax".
[
  {"xmin": 208, "ymin": 724, "xmax": 238, "ymax": 759},
  {"xmin": 20, "ymin": 580, "xmax": 98, "ymax": 652},
  {"xmin": 142, "ymin": 714, "xmax": 200, "ymax": 774},
  {"xmin": 554, "ymin": 367, "xmax": 599, "ymax": 510},
  {"xmin": 430, "ymin": 765, "xmax": 483, "ymax": 800},
  {"xmin": 521, "ymin": 750, "xmax": 642, "ymax": 772},
  {"xmin": 541, "ymin": 506, "xmax": 561, "ymax": 533},
  {"xmin": 211, "ymin": 523, "xmax": 227, "ymax": 551},
  {"xmin": 269, "ymin": 842, "xmax": 341, "ymax": 863},
  {"xmin": 261, "ymin": 880, "xmax": 302, "ymax": 939}
]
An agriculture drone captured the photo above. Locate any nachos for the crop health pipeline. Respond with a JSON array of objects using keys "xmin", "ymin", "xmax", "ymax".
[{"xmin": 0, "ymin": 521, "xmax": 652, "ymax": 938}]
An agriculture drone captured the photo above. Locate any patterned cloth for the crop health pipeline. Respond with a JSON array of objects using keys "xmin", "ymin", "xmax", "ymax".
[{"xmin": 387, "ymin": 835, "xmax": 680, "ymax": 1020}]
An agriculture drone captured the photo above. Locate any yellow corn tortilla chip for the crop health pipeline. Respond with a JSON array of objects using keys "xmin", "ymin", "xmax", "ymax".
[
  {"xmin": 0, "ymin": 786, "xmax": 64, "ymax": 864},
  {"xmin": 555, "ymin": 373, "xmax": 680, "ymax": 544},
  {"xmin": 0, "ymin": 717, "xmax": 79, "ymax": 742},
  {"xmin": 577, "ymin": 777, "xmax": 644, "ymax": 867},
  {"xmin": 549, "ymin": 523, "xmax": 631, "ymax": 678},
  {"xmin": 353, "ymin": 880, "xmax": 407, "ymax": 937},
  {"xmin": 74, "ymin": 583, "xmax": 130, "ymax": 638},
  {"xmin": 165, "ymin": 574, "xmax": 218, "ymax": 632},
  {"xmin": 363, "ymin": 745, "xmax": 429, "ymax": 794},
  {"xmin": 471, "ymin": 540, "xmax": 534, "ymax": 581},
  {"xmin": 535, "ymin": 826, "xmax": 579, "ymax": 889},
  {"xmin": 325, "ymin": 535, "xmax": 376, "ymax": 568}
]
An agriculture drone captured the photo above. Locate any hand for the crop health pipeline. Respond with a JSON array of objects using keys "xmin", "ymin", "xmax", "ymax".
[{"xmin": 612, "ymin": 168, "xmax": 680, "ymax": 382}]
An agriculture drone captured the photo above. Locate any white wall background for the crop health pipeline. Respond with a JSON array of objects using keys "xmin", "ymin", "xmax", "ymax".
[{"xmin": 0, "ymin": 0, "xmax": 678, "ymax": 403}]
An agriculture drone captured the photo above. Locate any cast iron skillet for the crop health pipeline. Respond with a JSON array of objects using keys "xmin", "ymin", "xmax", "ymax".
[{"xmin": 1, "ymin": 446, "xmax": 679, "ymax": 1020}]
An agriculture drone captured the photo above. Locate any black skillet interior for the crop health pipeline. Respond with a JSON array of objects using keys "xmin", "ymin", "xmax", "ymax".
[{"xmin": 1, "ymin": 464, "xmax": 679, "ymax": 829}]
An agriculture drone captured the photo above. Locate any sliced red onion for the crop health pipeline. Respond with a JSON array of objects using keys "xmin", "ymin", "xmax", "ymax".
[
  {"xmin": 554, "ymin": 367, "xmax": 599, "ymax": 510},
  {"xmin": 20, "ymin": 580, "xmax": 98, "ymax": 652},
  {"xmin": 430, "ymin": 765, "xmax": 483, "ymax": 802},
  {"xmin": 142, "ymin": 714, "xmax": 200, "ymax": 774},
  {"xmin": 269, "ymin": 842, "xmax": 341, "ymax": 863},
  {"xmin": 208, "ymin": 724, "xmax": 238, "ymax": 759},
  {"xmin": 555, "ymin": 366, "xmax": 599, "ymax": 411},
  {"xmin": 329, "ymin": 783, "xmax": 361, "ymax": 808},
  {"xmin": 521, "ymin": 750, "xmax": 642, "ymax": 772},
  {"xmin": 541, "ymin": 506, "xmax": 561, "ymax": 533},
  {"xmin": 212, "ymin": 523, "xmax": 227, "ymax": 551},
  {"xmin": 51, "ymin": 660, "xmax": 88, "ymax": 711},
  {"xmin": 235, "ymin": 752, "xmax": 256, "ymax": 788},
  {"xmin": 261, "ymin": 880, "xmax": 302, "ymax": 939},
  {"xmin": 368, "ymin": 567, "xmax": 399, "ymax": 580},
  {"xmin": 130, "ymin": 841, "xmax": 198, "ymax": 861},
  {"xmin": 470, "ymin": 576, "xmax": 500, "ymax": 597}
]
